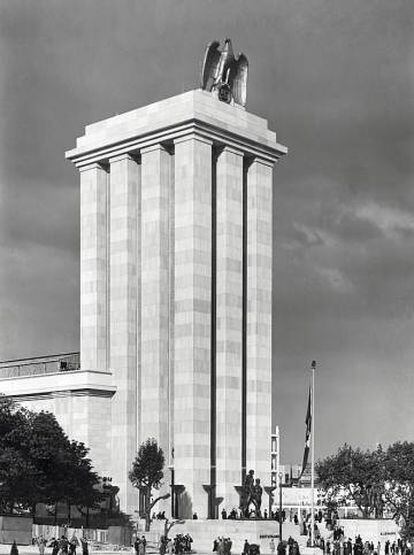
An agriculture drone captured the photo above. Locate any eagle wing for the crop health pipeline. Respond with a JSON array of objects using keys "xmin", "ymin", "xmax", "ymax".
[
  {"xmin": 232, "ymin": 53, "xmax": 249, "ymax": 107},
  {"xmin": 201, "ymin": 40, "xmax": 222, "ymax": 91}
]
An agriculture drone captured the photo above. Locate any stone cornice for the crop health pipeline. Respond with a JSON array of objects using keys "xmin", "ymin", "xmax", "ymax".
[
  {"xmin": 66, "ymin": 90, "xmax": 288, "ymax": 169},
  {"xmin": 67, "ymin": 118, "xmax": 287, "ymax": 169}
]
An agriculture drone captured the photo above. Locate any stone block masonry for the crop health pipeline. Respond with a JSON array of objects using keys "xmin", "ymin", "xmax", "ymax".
[
  {"xmin": 66, "ymin": 90, "xmax": 287, "ymax": 518},
  {"xmin": 1, "ymin": 89, "xmax": 287, "ymax": 519}
]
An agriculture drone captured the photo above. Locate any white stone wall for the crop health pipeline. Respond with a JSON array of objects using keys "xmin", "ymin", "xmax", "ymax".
[
  {"xmin": 80, "ymin": 163, "xmax": 109, "ymax": 372},
  {"xmin": 65, "ymin": 90, "xmax": 287, "ymax": 518},
  {"xmin": 246, "ymin": 159, "xmax": 273, "ymax": 487},
  {"xmin": 19, "ymin": 393, "xmax": 112, "ymax": 476},
  {"xmin": 140, "ymin": 145, "xmax": 172, "ymax": 512},
  {"xmin": 215, "ymin": 146, "xmax": 244, "ymax": 510},
  {"xmin": 140, "ymin": 145, "xmax": 171, "ymax": 454},
  {"xmin": 109, "ymin": 154, "xmax": 140, "ymax": 513},
  {"xmin": 173, "ymin": 135, "xmax": 212, "ymax": 518}
]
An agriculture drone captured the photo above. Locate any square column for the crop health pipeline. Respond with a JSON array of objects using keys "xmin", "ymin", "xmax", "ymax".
[
  {"xmin": 215, "ymin": 146, "xmax": 243, "ymax": 510},
  {"xmin": 174, "ymin": 134, "xmax": 212, "ymax": 518},
  {"xmin": 246, "ymin": 158, "xmax": 273, "ymax": 487},
  {"xmin": 140, "ymin": 145, "xmax": 171, "ymax": 461},
  {"xmin": 108, "ymin": 154, "xmax": 140, "ymax": 513},
  {"xmin": 80, "ymin": 163, "xmax": 109, "ymax": 372}
]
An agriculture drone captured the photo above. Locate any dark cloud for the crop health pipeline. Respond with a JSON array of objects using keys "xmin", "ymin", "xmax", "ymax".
[{"xmin": 1, "ymin": 0, "xmax": 413, "ymax": 460}]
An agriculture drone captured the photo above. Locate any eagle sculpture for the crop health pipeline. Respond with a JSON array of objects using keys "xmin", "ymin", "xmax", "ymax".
[{"xmin": 201, "ymin": 38, "xmax": 248, "ymax": 108}]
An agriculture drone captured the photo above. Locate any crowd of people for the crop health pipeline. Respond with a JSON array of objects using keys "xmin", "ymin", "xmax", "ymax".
[
  {"xmin": 134, "ymin": 535, "xmax": 147, "ymax": 555},
  {"xmin": 315, "ymin": 535, "xmax": 413, "ymax": 555},
  {"xmin": 158, "ymin": 533, "xmax": 193, "ymax": 555},
  {"xmin": 213, "ymin": 536, "xmax": 233, "ymax": 555},
  {"xmin": 221, "ymin": 508, "xmax": 288, "ymax": 521},
  {"xmin": 11, "ymin": 535, "xmax": 89, "ymax": 555},
  {"xmin": 275, "ymin": 537, "xmax": 301, "ymax": 555},
  {"xmin": 173, "ymin": 534, "xmax": 193, "ymax": 554},
  {"xmin": 31, "ymin": 535, "xmax": 89, "ymax": 555},
  {"xmin": 7, "ymin": 510, "xmax": 412, "ymax": 555}
]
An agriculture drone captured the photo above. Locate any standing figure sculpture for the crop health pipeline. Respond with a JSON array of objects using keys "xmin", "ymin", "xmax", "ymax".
[
  {"xmin": 240, "ymin": 469, "xmax": 255, "ymax": 517},
  {"xmin": 240, "ymin": 470, "xmax": 263, "ymax": 518},
  {"xmin": 251, "ymin": 478, "xmax": 263, "ymax": 518},
  {"xmin": 201, "ymin": 38, "xmax": 249, "ymax": 107}
]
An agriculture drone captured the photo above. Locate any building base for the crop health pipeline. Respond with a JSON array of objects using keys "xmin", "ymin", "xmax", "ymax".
[{"xmin": 144, "ymin": 519, "xmax": 282, "ymax": 553}]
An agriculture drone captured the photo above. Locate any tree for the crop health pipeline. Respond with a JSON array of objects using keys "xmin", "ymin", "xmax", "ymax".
[
  {"xmin": 316, "ymin": 443, "xmax": 385, "ymax": 518},
  {"xmin": 129, "ymin": 438, "xmax": 170, "ymax": 531},
  {"xmin": 0, "ymin": 395, "xmax": 103, "ymax": 519},
  {"xmin": 62, "ymin": 440, "xmax": 102, "ymax": 523},
  {"xmin": 0, "ymin": 396, "xmax": 39, "ymax": 513},
  {"xmin": 383, "ymin": 442, "xmax": 414, "ymax": 539},
  {"xmin": 0, "ymin": 447, "xmax": 39, "ymax": 514}
]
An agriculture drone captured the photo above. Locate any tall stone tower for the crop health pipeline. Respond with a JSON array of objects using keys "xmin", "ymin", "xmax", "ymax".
[{"xmin": 66, "ymin": 88, "xmax": 287, "ymax": 518}]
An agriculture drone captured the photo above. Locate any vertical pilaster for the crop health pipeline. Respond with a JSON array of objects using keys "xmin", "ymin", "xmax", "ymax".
[
  {"xmin": 174, "ymin": 134, "xmax": 212, "ymax": 518},
  {"xmin": 108, "ymin": 154, "xmax": 140, "ymax": 513},
  {"xmin": 140, "ymin": 145, "xmax": 171, "ymax": 468},
  {"xmin": 215, "ymin": 146, "xmax": 244, "ymax": 510},
  {"xmin": 80, "ymin": 163, "xmax": 109, "ymax": 372},
  {"xmin": 246, "ymin": 158, "xmax": 273, "ymax": 487}
]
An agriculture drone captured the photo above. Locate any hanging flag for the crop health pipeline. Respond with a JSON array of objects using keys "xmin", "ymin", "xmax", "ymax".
[{"xmin": 299, "ymin": 386, "xmax": 312, "ymax": 479}]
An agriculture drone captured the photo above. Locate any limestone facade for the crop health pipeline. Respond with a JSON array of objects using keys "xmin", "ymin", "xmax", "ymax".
[{"xmin": 1, "ymin": 90, "xmax": 287, "ymax": 519}]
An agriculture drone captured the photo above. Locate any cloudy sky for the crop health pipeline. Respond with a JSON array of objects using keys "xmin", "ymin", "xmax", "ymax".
[{"xmin": 0, "ymin": 0, "xmax": 413, "ymax": 463}]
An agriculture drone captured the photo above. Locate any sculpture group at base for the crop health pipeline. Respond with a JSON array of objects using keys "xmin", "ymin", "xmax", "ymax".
[{"xmin": 239, "ymin": 470, "xmax": 263, "ymax": 518}]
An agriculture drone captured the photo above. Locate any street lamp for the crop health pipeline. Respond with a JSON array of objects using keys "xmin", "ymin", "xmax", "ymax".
[{"xmin": 278, "ymin": 471, "xmax": 283, "ymax": 543}]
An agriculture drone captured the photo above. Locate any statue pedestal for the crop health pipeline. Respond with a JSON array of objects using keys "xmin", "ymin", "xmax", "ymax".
[{"xmin": 203, "ymin": 484, "xmax": 224, "ymax": 519}]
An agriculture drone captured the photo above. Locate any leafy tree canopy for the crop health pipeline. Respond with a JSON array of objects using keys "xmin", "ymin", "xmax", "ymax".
[
  {"xmin": 317, "ymin": 441, "xmax": 414, "ymax": 538},
  {"xmin": 129, "ymin": 438, "xmax": 169, "ymax": 531},
  {"xmin": 129, "ymin": 438, "xmax": 165, "ymax": 490},
  {"xmin": 316, "ymin": 443, "xmax": 385, "ymax": 518},
  {"xmin": 0, "ymin": 395, "xmax": 101, "ymax": 515}
]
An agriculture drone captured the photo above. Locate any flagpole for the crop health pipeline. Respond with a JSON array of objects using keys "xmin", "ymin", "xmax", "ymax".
[{"xmin": 311, "ymin": 360, "xmax": 316, "ymax": 547}]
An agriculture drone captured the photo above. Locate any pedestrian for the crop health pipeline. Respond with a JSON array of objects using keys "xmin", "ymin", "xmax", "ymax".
[
  {"xmin": 37, "ymin": 536, "xmax": 47, "ymax": 555},
  {"xmin": 159, "ymin": 536, "xmax": 167, "ymax": 555},
  {"xmin": 60, "ymin": 536, "xmax": 69, "ymax": 555},
  {"xmin": 134, "ymin": 538, "xmax": 141, "ymax": 555},
  {"xmin": 69, "ymin": 534, "xmax": 79, "ymax": 555},
  {"xmin": 270, "ymin": 539, "xmax": 275, "ymax": 555},
  {"xmin": 224, "ymin": 537, "xmax": 232, "ymax": 555},
  {"xmin": 50, "ymin": 537, "xmax": 60, "ymax": 555},
  {"xmin": 10, "ymin": 541, "xmax": 19, "ymax": 555},
  {"xmin": 80, "ymin": 537, "xmax": 89, "ymax": 555},
  {"xmin": 140, "ymin": 536, "xmax": 147, "ymax": 555}
]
